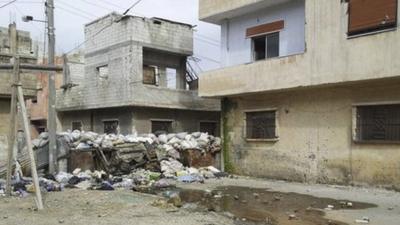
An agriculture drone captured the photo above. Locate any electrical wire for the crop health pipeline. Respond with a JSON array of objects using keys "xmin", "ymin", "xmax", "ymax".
[
  {"xmin": 57, "ymin": 1, "xmax": 98, "ymax": 19},
  {"xmin": 55, "ymin": 4, "xmax": 94, "ymax": 20},
  {"xmin": 97, "ymin": 0, "xmax": 125, "ymax": 11},
  {"xmin": 80, "ymin": 0, "xmax": 114, "ymax": 12},
  {"xmin": 194, "ymin": 37, "xmax": 220, "ymax": 47},
  {"xmin": 194, "ymin": 33, "xmax": 220, "ymax": 44},
  {"xmin": 0, "ymin": 0, "xmax": 16, "ymax": 8}
]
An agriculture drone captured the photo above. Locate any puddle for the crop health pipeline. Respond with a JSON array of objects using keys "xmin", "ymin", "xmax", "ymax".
[{"xmin": 164, "ymin": 186, "xmax": 377, "ymax": 225}]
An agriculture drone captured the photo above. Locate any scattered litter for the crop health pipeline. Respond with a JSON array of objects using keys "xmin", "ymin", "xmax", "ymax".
[{"xmin": 355, "ymin": 217, "xmax": 370, "ymax": 224}]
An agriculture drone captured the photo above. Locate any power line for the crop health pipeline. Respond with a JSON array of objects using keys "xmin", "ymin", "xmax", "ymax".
[
  {"xmin": 80, "ymin": 0, "xmax": 114, "ymax": 12},
  {"xmin": 194, "ymin": 33, "xmax": 220, "ymax": 43},
  {"xmin": 97, "ymin": 0, "xmax": 125, "ymax": 11},
  {"xmin": 194, "ymin": 37, "xmax": 220, "ymax": 47},
  {"xmin": 55, "ymin": 4, "xmax": 94, "ymax": 21},
  {"xmin": 57, "ymin": 1, "xmax": 98, "ymax": 19},
  {"xmin": 0, "ymin": 0, "xmax": 16, "ymax": 9}
]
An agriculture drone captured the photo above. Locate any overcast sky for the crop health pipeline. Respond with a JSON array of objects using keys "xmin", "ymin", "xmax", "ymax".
[{"xmin": 0, "ymin": 0, "xmax": 221, "ymax": 71}]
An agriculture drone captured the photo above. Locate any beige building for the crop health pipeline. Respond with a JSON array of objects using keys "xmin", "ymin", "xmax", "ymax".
[
  {"xmin": 0, "ymin": 24, "xmax": 38, "ymax": 168},
  {"xmin": 199, "ymin": 0, "xmax": 400, "ymax": 190}
]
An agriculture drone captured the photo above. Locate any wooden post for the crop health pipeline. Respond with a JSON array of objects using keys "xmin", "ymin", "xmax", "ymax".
[
  {"xmin": 5, "ymin": 58, "xmax": 19, "ymax": 196},
  {"xmin": 16, "ymin": 81, "xmax": 44, "ymax": 210}
]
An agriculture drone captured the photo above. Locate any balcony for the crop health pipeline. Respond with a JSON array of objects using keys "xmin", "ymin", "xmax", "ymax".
[
  {"xmin": 199, "ymin": 0, "xmax": 293, "ymax": 24},
  {"xmin": 56, "ymin": 84, "xmax": 220, "ymax": 112},
  {"xmin": 199, "ymin": 0, "xmax": 400, "ymax": 97}
]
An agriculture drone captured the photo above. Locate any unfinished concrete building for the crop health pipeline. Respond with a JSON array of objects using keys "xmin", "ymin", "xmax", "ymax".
[
  {"xmin": 0, "ymin": 24, "xmax": 38, "ymax": 167},
  {"xmin": 57, "ymin": 13, "xmax": 220, "ymax": 136},
  {"xmin": 199, "ymin": 0, "xmax": 400, "ymax": 190},
  {"xmin": 27, "ymin": 52, "xmax": 85, "ymax": 138}
]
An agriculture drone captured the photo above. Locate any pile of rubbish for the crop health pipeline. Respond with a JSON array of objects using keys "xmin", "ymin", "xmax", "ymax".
[
  {"xmin": 32, "ymin": 130, "xmax": 221, "ymax": 154},
  {"xmin": 32, "ymin": 130, "xmax": 221, "ymax": 176},
  {"xmin": 0, "ymin": 130, "xmax": 227, "ymax": 198},
  {"xmin": 0, "ymin": 163, "xmax": 226, "ymax": 198}
]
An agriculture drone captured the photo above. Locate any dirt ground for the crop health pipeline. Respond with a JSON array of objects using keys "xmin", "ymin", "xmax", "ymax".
[{"xmin": 0, "ymin": 177, "xmax": 399, "ymax": 225}]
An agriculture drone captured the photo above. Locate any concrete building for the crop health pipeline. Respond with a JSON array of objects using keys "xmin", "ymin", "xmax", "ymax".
[
  {"xmin": 199, "ymin": 0, "xmax": 400, "ymax": 190},
  {"xmin": 57, "ymin": 13, "xmax": 220, "ymax": 136},
  {"xmin": 27, "ymin": 52, "xmax": 84, "ymax": 138},
  {"xmin": 0, "ymin": 24, "xmax": 38, "ymax": 167}
]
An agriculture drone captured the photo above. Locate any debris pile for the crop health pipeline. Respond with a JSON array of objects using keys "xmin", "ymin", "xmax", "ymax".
[
  {"xmin": 0, "ymin": 130, "xmax": 225, "ymax": 197},
  {"xmin": 33, "ymin": 130, "xmax": 221, "ymax": 153},
  {"xmin": 32, "ymin": 130, "xmax": 221, "ymax": 175}
]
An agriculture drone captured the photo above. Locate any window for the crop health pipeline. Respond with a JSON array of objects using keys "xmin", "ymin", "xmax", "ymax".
[
  {"xmin": 348, "ymin": 0, "xmax": 397, "ymax": 36},
  {"xmin": 143, "ymin": 65, "xmax": 158, "ymax": 85},
  {"xmin": 103, "ymin": 120, "xmax": 119, "ymax": 134},
  {"xmin": 151, "ymin": 120, "xmax": 173, "ymax": 134},
  {"xmin": 200, "ymin": 122, "xmax": 217, "ymax": 136},
  {"xmin": 166, "ymin": 68, "xmax": 177, "ymax": 89},
  {"xmin": 355, "ymin": 104, "xmax": 400, "ymax": 142},
  {"xmin": 252, "ymin": 32, "xmax": 280, "ymax": 61},
  {"xmin": 253, "ymin": 36, "xmax": 266, "ymax": 61},
  {"xmin": 72, "ymin": 121, "xmax": 83, "ymax": 131},
  {"xmin": 97, "ymin": 65, "xmax": 109, "ymax": 79},
  {"xmin": 246, "ymin": 110, "xmax": 277, "ymax": 140},
  {"xmin": 31, "ymin": 96, "xmax": 38, "ymax": 104}
]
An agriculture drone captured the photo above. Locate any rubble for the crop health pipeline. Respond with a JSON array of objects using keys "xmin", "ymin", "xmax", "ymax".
[{"xmin": 1, "ymin": 130, "xmax": 223, "ymax": 200}]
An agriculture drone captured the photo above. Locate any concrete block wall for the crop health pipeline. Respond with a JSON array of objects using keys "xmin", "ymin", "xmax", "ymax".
[
  {"xmin": 84, "ymin": 14, "xmax": 193, "ymax": 55},
  {"xmin": 57, "ymin": 13, "xmax": 220, "ymax": 112},
  {"xmin": 223, "ymin": 79, "xmax": 400, "ymax": 190},
  {"xmin": 58, "ymin": 106, "xmax": 220, "ymax": 136}
]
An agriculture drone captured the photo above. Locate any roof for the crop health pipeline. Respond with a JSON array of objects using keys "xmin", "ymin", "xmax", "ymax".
[{"xmin": 85, "ymin": 12, "xmax": 194, "ymax": 29}]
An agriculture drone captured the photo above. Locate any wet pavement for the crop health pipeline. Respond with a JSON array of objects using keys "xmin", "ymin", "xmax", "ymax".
[{"xmin": 161, "ymin": 186, "xmax": 377, "ymax": 225}]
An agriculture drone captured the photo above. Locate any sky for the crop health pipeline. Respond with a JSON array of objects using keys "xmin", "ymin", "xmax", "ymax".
[{"xmin": 0, "ymin": 0, "xmax": 221, "ymax": 71}]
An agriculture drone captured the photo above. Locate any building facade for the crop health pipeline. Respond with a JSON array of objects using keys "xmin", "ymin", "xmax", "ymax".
[
  {"xmin": 57, "ymin": 13, "xmax": 220, "ymax": 136},
  {"xmin": 199, "ymin": 0, "xmax": 400, "ymax": 190},
  {"xmin": 27, "ymin": 52, "xmax": 84, "ymax": 138},
  {"xmin": 0, "ymin": 23, "xmax": 38, "ymax": 167}
]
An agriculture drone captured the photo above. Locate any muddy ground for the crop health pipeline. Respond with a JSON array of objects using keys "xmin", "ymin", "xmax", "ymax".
[{"xmin": 0, "ymin": 177, "xmax": 399, "ymax": 225}]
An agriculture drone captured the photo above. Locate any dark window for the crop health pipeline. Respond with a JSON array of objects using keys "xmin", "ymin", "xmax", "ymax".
[
  {"xmin": 200, "ymin": 122, "xmax": 217, "ymax": 136},
  {"xmin": 266, "ymin": 32, "xmax": 280, "ymax": 58},
  {"xmin": 252, "ymin": 32, "xmax": 280, "ymax": 61},
  {"xmin": 143, "ymin": 65, "xmax": 158, "ymax": 85},
  {"xmin": 356, "ymin": 105, "xmax": 400, "ymax": 142},
  {"xmin": 97, "ymin": 65, "xmax": 109, "ymax": 79},
  {"xmin": 72, "ymin": 121, "xmax": 83, "ymax": 131},
  {"xmin": 246, "ymin": 111, "xmax": 277, "ymax": 139},
  {"xmin": 348, "ymin": 0, "xmax": 397, "ymax": 36},
  {"xmin": 151, "ymin": 120, "xmax": 172, "ymax": 135},
  {"xmin": 253, "ymin": 36, "xmax": 266, "ymax": 61},
  {"xmin": 104, "ymin": 120, "xmax": 119, "ymax": 134},
  {"xmin": 31, "ymin": 97, "xmax": 38, "ymax": 104}
]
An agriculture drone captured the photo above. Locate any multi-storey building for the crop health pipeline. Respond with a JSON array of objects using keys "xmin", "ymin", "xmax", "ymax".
[
  {"xmin": 57, "ymin": 13, "xmax": 220, "ymax": 136},
  {"xmin": 0, "ymin": 23, "xmax": 38, "ymax": 167},
  {"xmin": 199, "ymin": 0, "xmax": 400, "ymax": 189}
]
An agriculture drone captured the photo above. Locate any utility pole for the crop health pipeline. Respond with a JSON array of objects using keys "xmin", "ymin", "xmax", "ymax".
[{"xmin": 46, "ymin": 0, "xmax": 57, "ymax": 174}]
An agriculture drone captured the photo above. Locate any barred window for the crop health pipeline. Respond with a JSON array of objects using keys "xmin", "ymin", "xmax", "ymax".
[
  {"xmin": 104, "ymin": 120, "xmax": 119, "ymax": 135},
  {"xmin": 246, "ymin": 111, "xmax": 277, "ymax": 139},
  {"xmin": 356, "ymin": 104, "xmax": 400, "ymax": 142},
  {"xmin": 72, "ymin": 121, "xmax": 82, "ymax": 131},
  {"xmin": 151, "ymin": 120, "xmax": 173, "ymax": 135}
]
